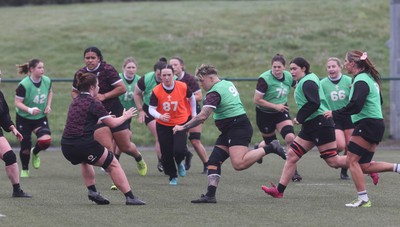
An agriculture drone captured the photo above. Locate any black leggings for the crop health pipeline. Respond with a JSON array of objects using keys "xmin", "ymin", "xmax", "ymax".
[{"xmin": 156, "ymin": 122, "xmax": 188, "ymax": 179}]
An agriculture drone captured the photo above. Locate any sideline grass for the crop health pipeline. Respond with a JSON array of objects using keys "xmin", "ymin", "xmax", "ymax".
[{"xmin": 0, "ymin": 148, "xmax": 399, "ymax": 226}]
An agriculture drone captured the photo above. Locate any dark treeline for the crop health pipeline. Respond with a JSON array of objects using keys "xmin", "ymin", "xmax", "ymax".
[{"xmin": 0, "ymin": 0, "xmax": 171, "ymax": 7}]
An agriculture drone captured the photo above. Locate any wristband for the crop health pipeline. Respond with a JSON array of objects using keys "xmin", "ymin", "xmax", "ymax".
[{"xmin": 28, "ymin": 108, "xmax": 34, "ymax": 115}]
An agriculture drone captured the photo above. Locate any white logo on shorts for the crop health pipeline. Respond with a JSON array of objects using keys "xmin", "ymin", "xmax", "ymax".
[{"xmin": 88, "ymin": 155, "xmax": 94, "ymax": 161}]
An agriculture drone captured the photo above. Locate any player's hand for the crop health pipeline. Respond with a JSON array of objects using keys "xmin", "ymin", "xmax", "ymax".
[
  {"xmin": 293, "ymin": 117, "xmax": 299, "ymax": 125},
  {"xmin": 323, "ymin": 110, "xmax": 332, "ymax": 118},
  {"xmin": 129, "ymin": 107, "xmax": 138, "ymax": 117},
  {"xmin": 44, "ymin": 106, "xmax": 51, "ymax": 114},
  {"xmin": 173, "ymin": 125, "xmax": 184, "ymax": 134},
  {"xmin": 123, "ymin": 108, "xmax": 136, "ymax": 119},
  {"xmin": 28, "ymin": 107, "xmax": 41, "ymax": 115},
  {"xmin": 159, "ymin": 113, "xmax": 170, "ymax": 122},
  {"xmin": 97, "ymin": 94, "xmax": 106, "ymax": 101},
  {"xmin": 275, "ymin": 104, "xmax": 289, "ymax": 112},
  {"xmin": 11, "ymin": 126, "xmax": 23, "ymax": 141},
  {"xmin": 137, "ymin": 110, "xmax": 147, "ymax": 123}
]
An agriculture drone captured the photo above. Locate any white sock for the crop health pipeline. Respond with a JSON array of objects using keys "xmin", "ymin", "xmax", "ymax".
[
  {"xmin": 358, "ymin": 190, "xmax": 369, "ymax": 202},
  {"xmin": 393, "ymin": 163, "xmax": 400, "ymax": 173}
]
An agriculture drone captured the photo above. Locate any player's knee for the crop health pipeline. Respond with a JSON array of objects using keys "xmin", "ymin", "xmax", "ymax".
[
  {"xmin": 3, "ymin": 150, "xmax": 17, "ymax": 166},
  {"xmin": 280, "ymin": 125, "xmax": 294, "ymax": 142},
  {"xmin": 336, "ymin": 140, "xmax": 346, "ymax": 153},
  {"xmin": 36, "ymin": 126, "xmax": 51, "ymax": 138},
  {"xmin": 207, "ymin": 147, "xmax": 229, "ymax": 175},
  {"xmin": 20, "ymin": 148, "xmax": 30, "ymax": 155},
  {"xmin": 37, "ymin": 138, "xmax": 51, "ymax": 150},
  {"xmin": 189, "ymin": 132, "xmax": 201, "ymax": 141},
  {"xmin": 20, "ymin": 137, "xmax": 32, "ymax": 153}
]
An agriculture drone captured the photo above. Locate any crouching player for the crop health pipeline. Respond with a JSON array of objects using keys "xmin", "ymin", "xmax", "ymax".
[{"xmin": 61, "ymin": 72, "xmax": 145, "ymax": 205}]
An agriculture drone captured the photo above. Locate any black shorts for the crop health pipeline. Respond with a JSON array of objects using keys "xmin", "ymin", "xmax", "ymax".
[
  {"xmin": 215, "ymin": 115, "xmax": 253, "ymax": 147},
  {"xmin": 333, "ymin": 115, "xmax": 354, "ymax": 130},
  {"xmin": 95, "ymin": 101, "xmax": 130, "ymax": 133},
  {"xmin": 143, "ymin": 104, "xmax": 155, "ymax": 125},
  {"xmin": 352, "ymin": 118, "xmax": 385, "ymax": 144},
  {"xmin": 256, "ymin": 107, "xmax": 291, "ymax": 134},
  {"xmin": 61, "ymin": 137, "xmax": 105, "ymax": 165},
  {"xmin": 298, "ymin": 115, "xmax": 335, "ymax": 146},
  {"xmin": 16, "ymin": 114, "xmax": 51, "ymax": 137}
]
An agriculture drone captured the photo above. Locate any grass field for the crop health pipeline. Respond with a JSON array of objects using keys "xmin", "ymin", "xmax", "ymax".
[
  {"xmin": 0, "ymin": 2, "xmax": 396, "ymax": 225},
  {"xmin": 0, "ymin": 148, "xmax": 400, "ymax": 226},
  {"xmin": 0, "ymin": 0, "xmax": 391, "ymax": 146}
]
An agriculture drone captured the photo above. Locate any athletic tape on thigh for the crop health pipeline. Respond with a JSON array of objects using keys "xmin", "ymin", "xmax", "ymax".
[
  {"xmin": 319, "ymin": 148, "xmax": 338, "ymax": 159},
  {"xmin": 290, "ymin": 141, "xmax": 306, "ymax": 158},
  {"xmin": 348, "ymin": 141, "xmax": 374, "ymax": 164},
  {"xmin": 188, "ymin": 132, "xmax": 201, "ymax": 140},
  {"xmin": 101, "ymin": 151, "xmax": 114, "ymax": 170}
]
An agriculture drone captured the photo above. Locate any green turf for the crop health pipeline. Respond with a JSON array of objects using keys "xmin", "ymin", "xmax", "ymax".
[{"xmin": 0, "ymin": 148, "xmax": 399, "ymax": 226}]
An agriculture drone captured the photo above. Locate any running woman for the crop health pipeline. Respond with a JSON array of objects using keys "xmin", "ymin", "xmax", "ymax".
[
  {"xmin": 133, "ymin": 58, "xmax": 168, "ymax": 172},
  {"xmin": 173, "ymin": 64, "xmax": 285, "ymax": 203},
  {"xmin": 321, "ymin": 57, "xmax": 354, "ymax": 180},
  {"xmin": 15, "ymin": 59, "xmax": 52, "ymax": 178},
  {"xmin": 325, "ymin": 51, "xmax": 398, "ymax": 208},
  {"xmin": 149, "ymin": 64, "xmax": 197, "ymax": 185},
  {"xmin": 253, "ymin": 53, "xmax": 301, "ymax": 181},
  {"xmin": 170, "ymin": 56, "xmax": 208, "ymax": 173}
]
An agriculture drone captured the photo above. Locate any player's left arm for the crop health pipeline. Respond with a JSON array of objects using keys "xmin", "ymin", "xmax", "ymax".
[
  {"xmin": 45, "ymin": 88, "xmax": 53, "ymax": 114},
  {"xmin": 98, "ymin": 80, "xmax": 126, "ymax": 101},
  {"xmin": 174, "ymin": 106, "xmax": 213, "ymax": 134}
]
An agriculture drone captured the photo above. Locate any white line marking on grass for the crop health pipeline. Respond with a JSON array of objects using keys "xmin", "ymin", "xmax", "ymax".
[
  {"xmin": 295, "ymin": 183, "xmax": 352, "ymax": 186},
  {"xmin": 0, "ymin": 213, "xmax": 6, "ymax": 218}
]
